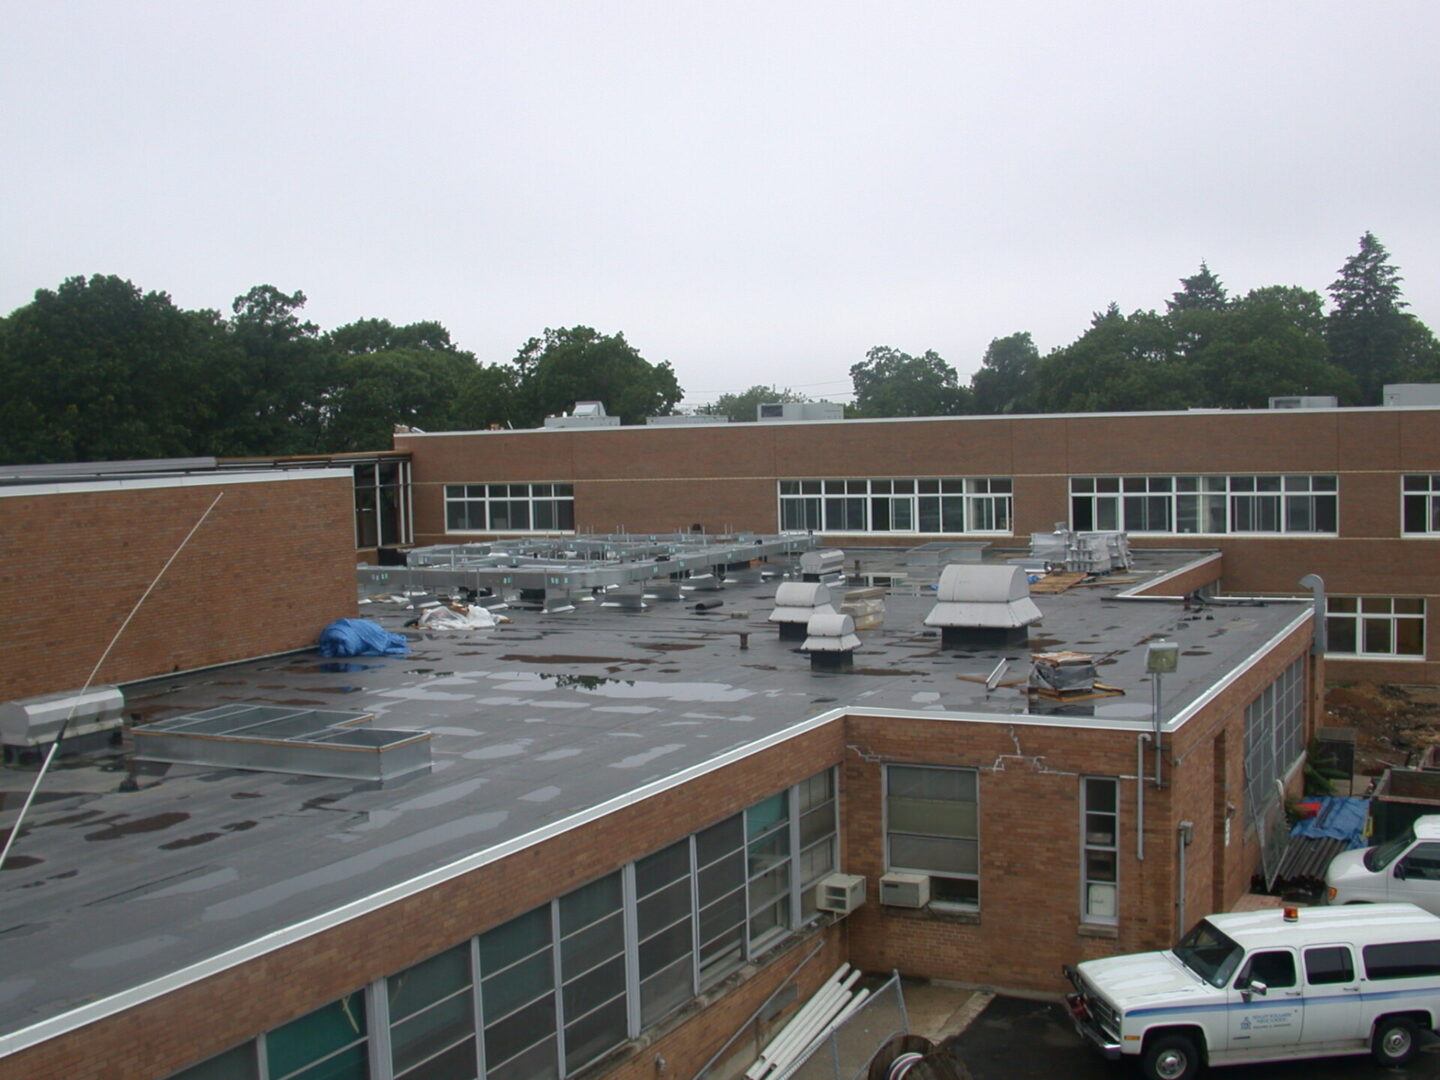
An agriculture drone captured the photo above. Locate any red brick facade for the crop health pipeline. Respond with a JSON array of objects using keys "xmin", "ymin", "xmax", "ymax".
[{"xmin": 0, "ymin": 474, "xmax": 358, "ymax": 702}]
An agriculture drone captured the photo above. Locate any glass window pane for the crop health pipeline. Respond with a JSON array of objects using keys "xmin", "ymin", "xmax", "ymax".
[
  {"xmin": 389, "ymin": 945, "xmax": 471, "ymax": 1021},
  {"xmin": 487, "ymin": 1037, "xmax": 557, "ymax": 1080},
  {"xmin": 561, "ymin": 911, "xmax": 624, "ymax": 979},
  {"xmin": 168, "ymin": 1044, "xmax": 259, "ymax": 1080},
  {"xmin": 480, "ymin": 948, "xmax": 552, "ymax": 1020},
  {"xmin": 267, "ymin": 997, "xmax": 367, "ymax": 1080},
  {"xmin": 483, "ymin": 994, "xmax": 555, "ymax": 1068},
  {"xmin": 391, "ymin": 992, "xmax": 475, "ymax": 1078},
  {"xmin": 479, "ymin": 907, "xmax": 551, "ymax": 975},
  {"xmin": 889, "ymin": 835, "xmax": 978, "ymax": 875},
  {"xmin": 559, "ymin": 874, "xmax": 622, "ymax": 936},
  {"xmin": 564, "ymin": 996, "xmax": 628, "ymax": 1073}
]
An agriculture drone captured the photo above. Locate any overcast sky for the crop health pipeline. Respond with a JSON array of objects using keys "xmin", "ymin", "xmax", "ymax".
[{"xmin": 5, "ymin": 3, "xmax": 1438, "ymax": 408}]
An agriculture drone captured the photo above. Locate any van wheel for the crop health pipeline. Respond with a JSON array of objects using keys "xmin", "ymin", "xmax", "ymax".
[
  {"xmin": 1142, "ymin": 1034, "xmax": 1199, "ymax": 1080},
  {"xmin": 1372, "ymin": 1017, "xmax": 1419, "ymax": 1066}
]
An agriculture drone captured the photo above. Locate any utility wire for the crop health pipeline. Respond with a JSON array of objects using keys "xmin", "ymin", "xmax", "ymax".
[{"xmin": 0, "ymin": 491, "xmax": 224, "ymax": 871}]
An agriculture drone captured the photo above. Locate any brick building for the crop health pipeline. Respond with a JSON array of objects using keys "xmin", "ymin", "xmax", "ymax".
[
  {"xmin": 396, "ymin": 402, "xmax": 1440, "ymax": 684},
  {"xmin": 0, "ymin": 535, "xmax": 1320, "ymax": 1079}
]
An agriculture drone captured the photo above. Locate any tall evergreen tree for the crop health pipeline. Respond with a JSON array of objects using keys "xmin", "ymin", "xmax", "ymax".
[
  {"xmin": 1167, "ymin": 262, "xmax": 1229, "ymax": 314},
  {"xmin": 1326, "ymin": 232, "xmax": 1438, "ymax": 403}
]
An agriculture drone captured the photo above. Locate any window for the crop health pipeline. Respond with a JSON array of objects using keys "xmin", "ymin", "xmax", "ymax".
[
  {"xmin": 266, "ymin": 996, "xmax": 369, "ymax": 1080},
  {"xmin": 165, "ymin": 1044, "xmax": 259, "ymax": 1080},
  {"xmin": 558, "ymin": 873, "xmax": 628, "ymax": 1074},
  {"xmin": 355, "ymin": 460, "xmax": 413, "ymax": 548},
  {"xmin": 796, "ymin": 770, "xmax": 838, "ymax": 919},
  {"xmin": 778, "ymin": 478, "xmax": 1012, "ymax": 535},
  {"xmin": 1081, "ymin": 778, "xmax": 1118, "ymax": 924},
  {"xmin": 1070, "ymin": 475, "xmax": 1337, "ymax": 535},
  {"xmin": 1327, "ymin": 597, "xmax": 1426, "ymax": 659},
  {"xmin": 746, "ymin": 793, "xmax": 792, "ymax": 946},
  {"xmin": 388, "ymin": 944, "xmax": 477, "ymax": 1080},
  {"xmin": 444, "ymin": 483, "xmax": 575, "ymax": 533},
  {"xmin": 634, "ymin": 840, "xmax": 694, "ymax": 1027},
  {"xmin": 695, "ymin": 814, "xmax": 747, "ymax": 985},
  {"xmin": 1243, "ymin": 658, "xmax": 1306, "ymax": 825},
  {"xmin": 1237, "ymin": 950, "xmax": 1296, "ymax": 989},
  {"xmin": 1403, "ymin": 474, "xmax": 1440, "ymax": 535},
  {"xmin": 1398, "ymin": 842, "xmax": 1440, "ymax": 881},
  {"xmin": 1304, "ymin": 946, "xmax": 1355, "ymax": 985},
  {"xmin": 886, "ymin": 765, "xmax": 979, "ymax": 907},
  {"xmin": 478, "ymin": 906, "xmax": 558, "ymax": 1080},
  {"xmin": 1363, "ymin": 940, "xmax": 1440, "ymax": 980}
]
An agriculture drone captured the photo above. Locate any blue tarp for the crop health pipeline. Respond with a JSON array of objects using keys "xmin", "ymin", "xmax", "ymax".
[
  {"xmin": 317, "ymin": 618, "xmax": 411, "ymax": 658},
  {"xmin": 1289, "ymin": 796, "xmax": 1370, "ymax": 850}
]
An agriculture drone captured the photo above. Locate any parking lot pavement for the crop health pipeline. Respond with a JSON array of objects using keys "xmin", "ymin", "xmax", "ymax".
[{"xmin": 942, "ymin": 994, "xmax": 1440, "ymax": 1080}]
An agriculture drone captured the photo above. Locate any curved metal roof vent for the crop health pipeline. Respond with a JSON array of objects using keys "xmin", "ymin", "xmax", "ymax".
[
  {"xmin": 924, "ymin": 564, "xmax": 1042, "ymax": 648},
  {"xmin": 803, "ymin": 612, "xmax": 860, "ymax": 672},
  {"xmin": 769, "ymin": 582, "xmax": 835, "ymax": 640}
]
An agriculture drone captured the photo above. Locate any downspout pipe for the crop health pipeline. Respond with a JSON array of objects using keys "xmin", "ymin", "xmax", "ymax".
[{"xmin": 1299, "ymin": 574, "xmax": 1326, "ymax": 655}]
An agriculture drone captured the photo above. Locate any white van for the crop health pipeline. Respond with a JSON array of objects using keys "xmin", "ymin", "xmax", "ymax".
[
  {"xmin": 1326, "ymin": 815, "xmax": 1440, "ymax": 915},
  {"xmin": 1064, "ymin": 903, "xmax": 1440, "ymax": 1080}
]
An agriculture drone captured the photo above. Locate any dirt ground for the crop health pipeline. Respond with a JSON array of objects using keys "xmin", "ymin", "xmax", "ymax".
[{"xmin": 1324, "ymin": 680, "xmax": 1440, "ymax": 779}]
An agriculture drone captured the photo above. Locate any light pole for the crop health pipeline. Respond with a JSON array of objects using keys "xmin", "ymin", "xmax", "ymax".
[{"xmin": 1147, "ymin": 640, "xmax": 1179, "ymax": 786}]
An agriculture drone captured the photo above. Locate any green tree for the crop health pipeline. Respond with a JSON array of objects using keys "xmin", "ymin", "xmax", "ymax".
[
  {"xmin": 322, "ymin": 318, "xmax": 481, "ymax": 450},
  {"xmin": 223, "ymin": 285, "xmax": 334, "ymax": 454},
  {"xmin": 1186, "ymin": 286, "xmax": 1354, "ymax": 408},
  {"xmin": 509, "ymin": 327, "xmax": 682, "ymax": 426},
  {"xmin": 699, "ymin": 385, "xmax": 810, "ymax": 421},
  {"xmin": 1166, "ymin": 262, "xmax": 1230, "ymax": 314},
  {"xmin": 1327, "ymin": 232, "xmax": 1440, "ymax": 403},
  {"xmin": 0, "ymin": 275, "xmax": 237, "ymax": 463},
  {"xmin": 849, "ymin": 346, "xmax": 970, "ymax": 417},
  {"xmin": 1033, "ymin": 305, "xmax": 1198, "ymax": 412},
  {"xmin": 969, "ymin": 332, "xmax": 1039, "ymax": 414}
]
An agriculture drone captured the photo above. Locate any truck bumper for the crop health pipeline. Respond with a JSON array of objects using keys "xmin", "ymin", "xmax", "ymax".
[{"xmin": 1062, "ymin": 965, "xmax": 1122, "ymax": 1060}]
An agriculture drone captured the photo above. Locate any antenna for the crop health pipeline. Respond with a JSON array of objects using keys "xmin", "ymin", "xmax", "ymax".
[{"xmin": 0, "ymin": 492, "xmax": 223, "ymax": 871}]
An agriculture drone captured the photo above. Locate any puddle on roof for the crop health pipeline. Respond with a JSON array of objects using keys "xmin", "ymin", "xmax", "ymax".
[
  {"xmin": 500, "ymin": 654, "xmax": 652, "ymax": 665},
  {"xmin": 0, "ymin": 856, "xmax": 42, "ymax": 871},
  {"xmin": 463, "ymin": 743, "xmax": 528, "ymax": 760},
  {"xmin": 639, "ymin": 642, "xmax": 704, "ymax": 652},
  {"xmin": 542, "ymin": 673, "xmax": 635, "ymax": 691},
  {"xmin": 84, "ymin": 812, "xmax": 189, "ymax": 841},
  {"xmin": 314, "ymin": 686, "xmax": 365, "ymax": 694},
  {"xmin": 852, "ymin": 668, "xmax": 925, "ymax": 677},
  {"xmin": 306, "ymin": 662, "xmax": 381, "ymax": 674},
  {"xmin": 403, "ymin": 669, "xmax": 456, "ymax": 678}
]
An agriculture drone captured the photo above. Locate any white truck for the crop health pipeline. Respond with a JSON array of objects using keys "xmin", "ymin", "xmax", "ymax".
[
  {"xmin": 1064, "ymin": 903, "xmax": 1440, "ymax": 1080},
  {"xmin": 1326, "ymin": 814, "xmax": 1440, "ymax": 915}
]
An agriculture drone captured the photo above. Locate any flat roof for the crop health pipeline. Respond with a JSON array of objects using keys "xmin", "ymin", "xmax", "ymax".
[{"xmin": 0, "ymin": 547, "xmax": 1310, "ymax": 1053}]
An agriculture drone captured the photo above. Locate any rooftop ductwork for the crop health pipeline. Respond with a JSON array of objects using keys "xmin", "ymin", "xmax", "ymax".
[
  {"xmin": 1, "ymin": 687, "xmax": 125, "ymax": 759},
  {"xmin": 799, "ymin": 548, "xmax": 845, "ymax": 582},
  {"xmin": 769, "ymin": 582, "xmax": 835, "ymax": 640},
  {"xmin": 924, "ymin": 564, "xmax": 1042, "ymax": 648},
  {"xmin": 803, "ymin": 612, "xmax": 861, "ymax": 672}
]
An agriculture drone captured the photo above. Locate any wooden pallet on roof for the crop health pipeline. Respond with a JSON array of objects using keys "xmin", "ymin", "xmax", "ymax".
[{"xmin": 1029, "ymin": 572, "xmax": 1087, "ymax": 594}]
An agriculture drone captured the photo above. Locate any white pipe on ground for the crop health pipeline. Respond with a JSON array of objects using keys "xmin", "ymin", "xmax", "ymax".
[{"xmin": 757, "ymin": 969, "xmax": 861, "ymax": 1078}]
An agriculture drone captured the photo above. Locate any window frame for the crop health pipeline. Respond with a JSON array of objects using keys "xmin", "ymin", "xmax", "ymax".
[
  {"xmin": 884, "ymin": 764, "xmax": 980, "ymax": 909},
  {"xmin": 1070, "ymin": 474, "xmax": 1338, "ymax": 536},
  {"xmin": 1402, "ymin": 474, "xmax": 1440, "ymax": 537},
  {"xmin": 443, "ymin": 483, "xmax": 575, "ymax": 535},
  {"xmin": 777, "ymin": 478, "xmax": 1012, "ymax": 536},
  {"xmin": 1325, "ymin": 596, "xmax": 1426, "ymax": 660},
  {"xmin": 1080, "ymin": 777, "xmax": 1119, "ymax": 926}
]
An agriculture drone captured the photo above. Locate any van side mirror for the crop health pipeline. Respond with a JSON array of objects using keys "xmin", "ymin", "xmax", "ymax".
[
  {"xmin": 1395, "ymin": 862, "xmax": 1408, "ymax": 881},
  {"xmin": 1245, "ymin": 979, "xmax": 1269, "ymax": 997}
]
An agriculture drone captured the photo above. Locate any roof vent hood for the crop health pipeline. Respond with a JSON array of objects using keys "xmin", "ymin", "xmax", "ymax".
[
  {"xmin": 803, "ymin": 612, "xmax": 861, "ymax": 672},
  {"xmin": 769, "ymin": 582, "xmax": 834, "ymax": 640},
  {"xmin": 924, "ymin": 564, "xmax": 1042, "ymax": 648}
]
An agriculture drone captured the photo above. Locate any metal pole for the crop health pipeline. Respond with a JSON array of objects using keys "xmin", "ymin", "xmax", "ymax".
[
  {"xmin": 1152, "ymin": 672, "xmax": 1164, "ymax": 786},
  {"xmin": 0, "ymin": 492, "xmax": 222, "ymax": 871}
]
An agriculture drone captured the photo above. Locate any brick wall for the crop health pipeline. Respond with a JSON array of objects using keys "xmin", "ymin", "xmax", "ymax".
[{"xmin": 0, "ymin": 476, "xmax": 357, "ymax": 702}]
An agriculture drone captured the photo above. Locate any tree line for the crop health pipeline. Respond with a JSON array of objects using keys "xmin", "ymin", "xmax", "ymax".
[{"xmin": 1, "ymin": 233, "xmax": 1435, "ymax": 465}]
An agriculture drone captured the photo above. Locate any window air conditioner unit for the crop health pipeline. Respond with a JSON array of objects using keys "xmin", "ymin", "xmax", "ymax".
[
  {"xmin": 816, "ymin": 872, "xmax": 866, "ymax": 915},
  {"xmin": 879, "ymin": 871, "xmax": 930, "ymax": 908}
]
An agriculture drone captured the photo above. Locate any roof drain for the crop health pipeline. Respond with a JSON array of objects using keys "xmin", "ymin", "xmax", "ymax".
[{"xmin": 923, "ymin": 564, "xmax": 1042, "ymax": 649}]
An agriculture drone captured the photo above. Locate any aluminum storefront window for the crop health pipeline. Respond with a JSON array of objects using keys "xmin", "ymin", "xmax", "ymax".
[
  {"xmin": 444, "ymin": 484, "xmax": 574, "ymax": 534},
  {"xmin": 778, "ymin": 478, "xmax": 1011, "ymax": 535},
  {"xmin": 1326, "ymin": 597, "xmax": 1426, "ymax": 659},
  {"xmin": 1071, "ymin": 475, "xmax": 1337, "ymax": 535}
]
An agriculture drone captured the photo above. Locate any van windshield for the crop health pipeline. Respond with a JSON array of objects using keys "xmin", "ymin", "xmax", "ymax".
[
  {"xmin": 1364, "ymin": 830, "xmax": 1415, "ymax": 872},
  {"xmin": 1173, "ymin": 920, "xmax": 1243, "ymax": 988}
]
